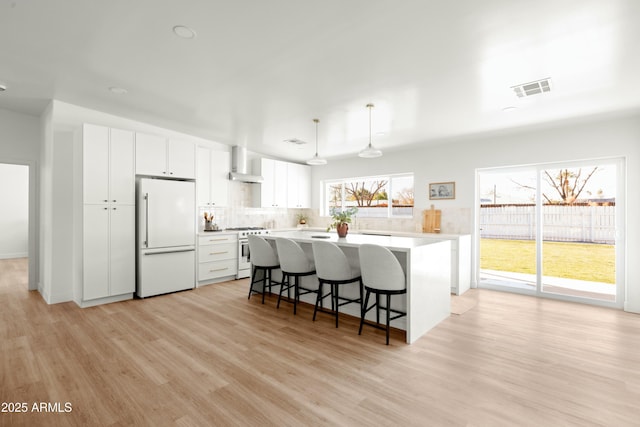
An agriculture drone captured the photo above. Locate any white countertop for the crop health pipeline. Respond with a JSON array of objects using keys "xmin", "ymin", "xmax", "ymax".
[
  {"xmin": 265, "ymin": 230, "xmax": 443, "ymax": 251},
  {"xmin": 275, "ymin": 227, "xmax": 467, "ymax": 240}
]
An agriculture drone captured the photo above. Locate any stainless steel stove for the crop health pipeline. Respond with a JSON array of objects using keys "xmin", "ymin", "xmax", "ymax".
[{"xmin": 226, "ymin": 227, "xmax": 271, "ymax": 279}]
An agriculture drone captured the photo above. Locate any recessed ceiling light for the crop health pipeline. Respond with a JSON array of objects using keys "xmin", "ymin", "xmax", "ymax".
[
  {"xmin": 108, "ymin": 87, "xmax": 128, "ymax": 95},
  {"xmin": 173, "ymin": 25, "xmax": 197, "ymax": 39},
  {"xmin": 283, "ymin": 138, "xmax": 307, "ymax": 147},
  {"xmin": 502, "ymin": 106, "xmax": 517, "ymax": 112}
]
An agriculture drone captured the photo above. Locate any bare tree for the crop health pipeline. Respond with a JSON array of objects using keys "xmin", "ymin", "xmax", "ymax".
[
  {"xmin": 543, "ymin": 167, "xmax": 598, "ymax": 204},
  {"xmin": 511, "ymin": 167, "xmax": 599, "ymax": 204},
  {"xmin": 395, "ymin": 188, "xmax": 414, "ymax": 206},
  {"xmin": 345, "ymin": 180, "xmax": 387, "ymax": 207}
]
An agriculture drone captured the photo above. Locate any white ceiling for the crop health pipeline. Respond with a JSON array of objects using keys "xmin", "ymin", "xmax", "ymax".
[{"xmin": 1, "ymin": 0, "xmax": 639, "ymax": 162}]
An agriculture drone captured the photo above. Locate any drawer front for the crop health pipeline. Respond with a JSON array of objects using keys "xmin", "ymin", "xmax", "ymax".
[
  {"xmin": 198, "ymin": 259, "xmax": 238, "ymax": 280},
  {"xmin": 198, "ymin": 234, "xmax": 237, "ymax": 245},
  {"xmin": 199, "ymin": 242, "xmax": 237, "ymax": 262}
]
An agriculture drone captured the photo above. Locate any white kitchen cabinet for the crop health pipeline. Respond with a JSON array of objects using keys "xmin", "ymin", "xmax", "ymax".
[
  {"xmin": 82, "ymin": 203, "xmax": 135, "ymax": 301},
  {"xmin": 83, "ymin": 124, "xmax": 109, "ymax": 204},
  {"xmin": 198, "ymin": 234, "xmax": 238, "ymax": 283},
  {"xmin": 82, "ymin": 205, "xmax": 110, "ymax": 300},
  {"xmin": 168, "ymin": 139, "xmax": 196, "ymax": 179},
  {"xmin": 286, "ymin": 162, "xmax": 311, "ymax": 208},
  {"xmin": 197, "ymin": 147, "xmax": 229, "ymax": 207},
  {"xmin": 83, "ymin": 125, "xmax": 135, "ymax": 205},
  {"xmin": 253, "ymin": 158, "xmax": 288, "ymax": 208},
  {"xmin": 134, "ymin": 132, "xmax": 166, "ymax": 177},
  {"xmin": 135, "ymin": 132, "xmax": 195, "ymax": 179},
  {"xmin": 80, "ymin": 124, "xmax": 135, "ymax": 305},
  {"xmin": 109, "ymin": 205, "xmax": 136, "ymax": 295}
]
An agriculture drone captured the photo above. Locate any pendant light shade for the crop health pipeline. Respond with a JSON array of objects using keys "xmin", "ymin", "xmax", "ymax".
[
  {"xmin": 306, "ymin": 118, "xmax": 327, "ymax": 165},
  {"xmin": 358, "ymin": 103, "xmax": 383, "ymax": 158}
]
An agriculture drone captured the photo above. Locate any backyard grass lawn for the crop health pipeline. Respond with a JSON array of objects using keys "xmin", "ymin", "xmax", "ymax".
[{"xmin": 480, "ymin": 239, "xmax": 615, "ymax": 284}]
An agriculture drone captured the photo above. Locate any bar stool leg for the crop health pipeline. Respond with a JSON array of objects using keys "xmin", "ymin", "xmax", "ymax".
[
  {"xmin": 261, "ymin": 268, "xmax": 267, "ymax": 304},
  {"xmin": 313, "ymin": 281, "xmax": 324, "ymax": 321},
  {"xmin": 277, "ymin": 273, "xmax": 288, "ymax": 309},
  {"xmin": 359, "ymin": 289, "xmax": 371, "ymax": 335},
  {"xmin": 386, "ymin": 293, "xmax": 391, "ymax": 345},
  {"xmin": 333, "ymin": 283, "xmax": 339, "ymax": 328},
  {"xmin": 248, "ymin": 266, "xmax": 258, "ymax": 300},
  {"xmin": 293, "ymin": 276, "xmax": 299, "ymax": 315}
]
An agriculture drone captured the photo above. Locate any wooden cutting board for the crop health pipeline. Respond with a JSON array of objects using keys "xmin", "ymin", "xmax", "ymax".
[{"xmin": 422, "ymin": 205, "xmax": 441, "ymax": 233}]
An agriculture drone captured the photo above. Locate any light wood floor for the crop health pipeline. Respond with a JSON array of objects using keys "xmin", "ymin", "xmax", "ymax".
[{"xmin": 1, "ymin": 258, "xmax": 639, "ymax": 426}]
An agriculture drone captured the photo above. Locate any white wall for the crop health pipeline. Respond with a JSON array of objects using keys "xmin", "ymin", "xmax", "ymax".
[
  {"xmin": 311, "ymin": 113, "xmax": 640, "ymax": 313},
  {"xmin": 0, "ymin": 164, "xmax": 29, "ymax": 259},
  {"xmin": 0, "ymin": 108, "xmax": 40, "ymax": 289}
]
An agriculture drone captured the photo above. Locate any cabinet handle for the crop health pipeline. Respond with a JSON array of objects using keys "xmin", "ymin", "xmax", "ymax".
[
  {"xmin": 209, "ymin": 238, "xmax": 227, "ymax": 242},
  {"xmin": 210, "ymin": 251, "xmax": 228, "ymax": 255},
  {"xmin": 169, "ymin": 172, "xmax": 174, "ymax": 175},
  {"xmin": 104, "ymin": 207, "xmax": 108, "ymax": 210},
  {"xmin": 113, "ymin": 207, "xmax": 117, "ymax": 210},
  {"xmin": 210, "ymin": 267, "xmax": 229, "ymax": 272},
  {"xmin": 104, "ymin": 199, "xmax": 108, "ymax": 202},
  {"xmin": 113, "ymin": 200, "xmax": 116, "ymax": 202}
]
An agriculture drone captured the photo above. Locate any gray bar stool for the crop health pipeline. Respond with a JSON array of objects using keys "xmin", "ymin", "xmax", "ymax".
[
  {"xmin": 247, "ymin": 235, "xmax": 282, "ymax": 304},
  {"xmin": 275, "ymin": 237, "xmax": 317, "ymax": 315},
  {"xmin": 311, "ymin": 241, "xmax": 363, "ymax": 328},
  {"xmin": 358, "ymin": 244, "xmax": 407, "ymax": 345}
]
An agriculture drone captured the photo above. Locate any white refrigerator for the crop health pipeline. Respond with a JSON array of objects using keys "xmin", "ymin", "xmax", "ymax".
[{"xmin": 136, "ymin": 178, "xmax": 196, "ymax": 298}]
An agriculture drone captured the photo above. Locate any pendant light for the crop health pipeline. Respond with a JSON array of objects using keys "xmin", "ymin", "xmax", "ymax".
[
  {"xmin": 306, "ymin": 118, "xmax": 327, "ymax": 165},
  {"xmin": 358, "ymin": 103, "xmax": 383, "ymax": 158}
]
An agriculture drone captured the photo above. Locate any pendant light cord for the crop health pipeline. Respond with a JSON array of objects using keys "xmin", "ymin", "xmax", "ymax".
[
  {"xmin": 314, "ymin": 118, "xmax": 319, "ymax": 156},
  {"xmin": 367, "ymin": 103, "xmax": 374, "ymax": 148}
]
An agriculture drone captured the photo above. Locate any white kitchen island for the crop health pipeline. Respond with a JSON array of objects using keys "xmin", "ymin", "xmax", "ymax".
[{"xmin": 264, "ymin": 230, "xmax": 451, "ymax": 344}]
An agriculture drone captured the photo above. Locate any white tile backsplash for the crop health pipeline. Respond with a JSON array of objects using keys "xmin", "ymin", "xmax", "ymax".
[{"xmin": 198, "ymin": 180, "xmax": 471, "ymax": 234}]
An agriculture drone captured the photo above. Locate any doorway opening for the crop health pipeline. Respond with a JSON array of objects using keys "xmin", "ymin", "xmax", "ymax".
[
  {"xmin": 0, "ymin": 162, "xmax": 29, "ymax": 290},
  {"xmin": 477, "ymin": 158, "xmax": 623, "ymax": 308}
]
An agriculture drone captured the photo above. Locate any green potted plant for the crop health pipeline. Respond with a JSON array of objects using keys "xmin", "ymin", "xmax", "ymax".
[
  {"xmin": 296, "ymin": 213, "xmax": 308, "ymax": 225},
  {"xmin": 327, "ymin": 207, "xmax": 358, "ymax": 237}
]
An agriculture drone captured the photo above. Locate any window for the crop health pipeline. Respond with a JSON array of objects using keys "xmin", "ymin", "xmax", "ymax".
[{"xmin": 323, "ymin": 173, "xmax": 414, "ymax": 218}]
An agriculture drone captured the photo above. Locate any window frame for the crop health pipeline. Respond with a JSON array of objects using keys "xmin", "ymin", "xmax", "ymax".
[{"xmin": 322, "ymin": 173, "xmax": 414, "ymax": 219}]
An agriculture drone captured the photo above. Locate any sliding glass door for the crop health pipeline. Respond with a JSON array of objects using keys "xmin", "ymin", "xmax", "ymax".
[
  {"xmin": 540, "ymin": 162, "xmax": 619, "ymax": 302},
  {"xmin": 477, "ymin": 158, "xmax": 624, "ymax": 308},
  {"xmin": 478, "ymin": 169, "xmax": 538, "ymax": 291}
]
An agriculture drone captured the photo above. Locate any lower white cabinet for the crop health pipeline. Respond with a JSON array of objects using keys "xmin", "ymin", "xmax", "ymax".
[
  {"xmin": 83, "ymin": 204, "xmax": 135, "ymax": 301},
  {"xmin": 198, "ymin": 234, "xmax": 238, "ymax": 283}
]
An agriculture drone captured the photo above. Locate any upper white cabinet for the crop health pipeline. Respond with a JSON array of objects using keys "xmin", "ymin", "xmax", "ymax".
[
  {"xmin": 135, "ymin": 133, "xmax": 196, "ymax": 179},
  {"xmin": 83, "ymin": 124, "xmax": 135, "ymax": 205},
  {"xmin": 134, "ymin": 132, "xmax": 166, "ymax": 176},
  {"xmin": 168, "ymin": 139, "xmax": 196, "ymax": 179},
  {"xmin": 197, "ymin": 147, "xmax": 230, "ymax": 207},
  {"xmin": 286, "ymin": 162, "xmax": 311, "ymax": 208},
  {"xmin": 253, "ymin": 158, "xmax": 288, "ymax": 208}
]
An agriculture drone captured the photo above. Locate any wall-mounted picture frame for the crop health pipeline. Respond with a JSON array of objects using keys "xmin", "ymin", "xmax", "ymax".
[{"xmin": 429, "ymin": 182, "xmax": 455, "ymax": 200}]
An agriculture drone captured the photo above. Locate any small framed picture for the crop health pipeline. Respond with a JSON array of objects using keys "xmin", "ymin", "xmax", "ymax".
[{"xmin": 429, "ymin": 182, "xmax": 455, "ymax": 200}]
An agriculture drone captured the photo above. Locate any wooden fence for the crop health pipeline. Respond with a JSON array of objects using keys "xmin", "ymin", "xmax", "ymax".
[{"xmin": 480, "ymin": 205, "xmax": 615, "ymax": 244}]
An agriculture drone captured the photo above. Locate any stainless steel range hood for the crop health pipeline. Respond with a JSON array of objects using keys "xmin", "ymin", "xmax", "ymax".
[{"xmin": 228, "ymin": 146, "xmax": 264, "ymax": 183}]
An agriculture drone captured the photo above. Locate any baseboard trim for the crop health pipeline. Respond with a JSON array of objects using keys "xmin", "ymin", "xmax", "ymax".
[
  {"xmin": 624, "ymin": 301, "xmax": 640, "ymax": 314},
  {"xmin": 0, "ymin": 252, "xmax": 28, "ymax": 260}
]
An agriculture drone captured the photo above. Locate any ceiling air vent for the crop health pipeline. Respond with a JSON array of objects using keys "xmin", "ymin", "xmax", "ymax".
[{"xmin": 511, "ymin": 78, "xmax": 552, "ymax": 98}]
